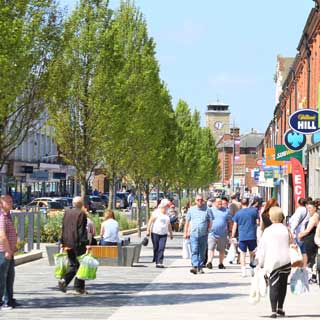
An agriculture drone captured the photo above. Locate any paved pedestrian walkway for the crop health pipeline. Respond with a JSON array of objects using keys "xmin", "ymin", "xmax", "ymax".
[{"xmin": 2, "ymin": 233, "xmax": 320, "ymax": 319}]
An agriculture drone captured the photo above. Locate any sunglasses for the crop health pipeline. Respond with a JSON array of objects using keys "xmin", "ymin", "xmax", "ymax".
[{"xmin": 196, "ymin": 199, "xmax": 203, "ymax": 202}]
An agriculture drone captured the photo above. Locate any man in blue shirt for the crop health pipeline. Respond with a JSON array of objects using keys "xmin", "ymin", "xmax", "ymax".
[
  {"xmin": 206, "ymin": 198, "xmax": 232, "ymax": 270},
  {"xmin": 184, "ymin": 195, "xmax": 212, "ymax": 274},
  {"xmin": 231, "ymin": 198, "xmax": 259, "ymax": 277}
]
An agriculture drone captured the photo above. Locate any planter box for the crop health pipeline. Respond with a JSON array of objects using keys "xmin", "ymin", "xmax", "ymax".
[{"xmin": 46, "ymin": 244, "xmax": 59, "ymax": 266}]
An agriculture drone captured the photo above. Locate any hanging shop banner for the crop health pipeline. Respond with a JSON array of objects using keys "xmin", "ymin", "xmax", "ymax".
[
  {"xmin": 234, "ymin": 138, "xmax": 240, "ymax": 161},
  {"xmin": 291, "ymin": 157, "xmax": 305, "ymax": 208},
  {"xmin": 284, "ymin": 129, "xmax": 306, "ymax": 151},
  {"xmin": 265, "ymin": 148, "xmax": 286, "ymax": 166},
  {"xmin": 289, "ymin": 109, "xmax": 319, "ymax": 134},
  {"xmin": 275, "ymin": 145, "xmax": 303, "ymax": 163}
]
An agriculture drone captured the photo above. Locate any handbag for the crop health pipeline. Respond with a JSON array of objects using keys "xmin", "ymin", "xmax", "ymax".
[{"xmin": 289, "ymin": 244, "xmax": 304, "ymax": 268}]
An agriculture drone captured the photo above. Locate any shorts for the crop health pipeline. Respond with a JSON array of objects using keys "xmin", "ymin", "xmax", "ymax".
[
  {"xmin": 238, "ymin": 240, "xmax": 257, "ymax": 253},
  {"xmin": 208, "ymin": 236, "xmax": 228, "ymax": 252},
  {"xmin": 295, "ymin": 238, "xmax": 307, "ymax": 254}
]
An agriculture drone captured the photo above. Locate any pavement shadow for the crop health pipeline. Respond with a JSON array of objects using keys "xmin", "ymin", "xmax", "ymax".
[{"xmin": 16, "ymin": 291, "xmax": 247, "ymax": 309}]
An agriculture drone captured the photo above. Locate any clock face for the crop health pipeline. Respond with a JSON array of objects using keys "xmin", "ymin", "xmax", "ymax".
[{"xmin": 214, "ymin": 121, "xmax": 224, "ymax": 130}]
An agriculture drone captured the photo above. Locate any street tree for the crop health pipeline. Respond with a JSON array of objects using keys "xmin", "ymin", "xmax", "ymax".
[
  {"xmin": 0, "ymin": 0, "xmax": 62, "ymax": 172},
  {"xmin": 46, "ymin": 0, "xmax": 112, "ymax": 198}
]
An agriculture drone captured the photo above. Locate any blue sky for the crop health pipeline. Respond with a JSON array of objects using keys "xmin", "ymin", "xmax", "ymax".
[{"xmin": 60, "ymin": 0, "xmax": 313, "ymax": 134}]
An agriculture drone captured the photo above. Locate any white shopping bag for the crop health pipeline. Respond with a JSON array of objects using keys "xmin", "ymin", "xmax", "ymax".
[
  {"xmin": 182, "ymin": 239, "xmax": 191, "ymax": 259},
  {"xmin": 225, "ymin": 243, "xmax": 236, "ymax": 264}
]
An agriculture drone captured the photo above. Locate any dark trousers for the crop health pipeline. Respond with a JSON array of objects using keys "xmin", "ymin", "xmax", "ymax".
[
  {"xmin": 0, "ymin": 253, "xmax": 15, "ymax": 305},
  {"xmin": 62, "ymin": 248, "xmax": 85, "ymax": 291},
  {"xmin": 151, "ymin": 233, "xmax": 167, "ymax": 264},
  {"xmin": 269, "ymin": 272, "xmax": 289, "ymax": 312}
]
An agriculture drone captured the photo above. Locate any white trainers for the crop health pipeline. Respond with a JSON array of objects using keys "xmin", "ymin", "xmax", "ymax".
[{"xmin": 250, "ymin": 267, "xmax": 255, "ymax": 277}]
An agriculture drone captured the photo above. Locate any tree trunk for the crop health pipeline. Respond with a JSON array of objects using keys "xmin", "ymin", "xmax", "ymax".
[
  {"xmin": 178, "ymin": 188, "xmax": 182, "ymax": 213},
  {"xmin": 108, "ymin": 173, "xmax": 116, "ymax": 209},
  {"xmin": 137, "ymin": 185, "xmax": 141, "ymax": 237},
  {"xmin": 145, "ymin": 181, "xmax": 150, "ymax": 222},
  {"xmin": 80, "ymin": 175, "xmax": 86, "ymax": 199}
]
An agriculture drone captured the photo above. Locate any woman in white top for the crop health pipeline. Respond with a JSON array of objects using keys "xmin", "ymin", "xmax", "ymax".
[
  {"xmin": 146, "ymin": 198, "xmax": 173, "ymax": 268},
  {"xmin": 257, "ymin": 206, "xmax": 292, "ymax": 318},
  {"xmin": 100, "ymin": 209, "xmax": 119, "ymax": 246}
]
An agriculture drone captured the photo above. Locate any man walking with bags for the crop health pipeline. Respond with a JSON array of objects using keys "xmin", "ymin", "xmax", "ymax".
[
  {"xmin": 58, "ymin": 196, "xmax": 88, "ymax": 294},
  {"xmin": 184, "ymin": 195, "xmax": 212, "ymax": 274}
]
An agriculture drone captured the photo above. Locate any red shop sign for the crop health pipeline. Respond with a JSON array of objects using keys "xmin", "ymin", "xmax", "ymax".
[{"xmin": 290, "ymin": 157, "xmax": 305, "ymax": 208}]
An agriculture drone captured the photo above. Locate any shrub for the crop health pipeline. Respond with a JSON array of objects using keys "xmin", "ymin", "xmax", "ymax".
[{"xmin": 40, "ymin": 213, "xmax": 63, "ymax": 243}]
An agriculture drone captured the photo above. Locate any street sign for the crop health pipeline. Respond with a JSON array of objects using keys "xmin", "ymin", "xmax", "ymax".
[
  {"xmin": 284, "ymin": 129, "xmax": 306, "ymax": 151},
  {"xmin": 256, "ymin": 158, "xmax": 262, "ymax": 166},
  {"xmin": 275, "ymin": 145, "xmax": 302, "ymax": 163},
  {"xmin": 289, "ymin": 109, "xmax": 320, "ymax": 134}
]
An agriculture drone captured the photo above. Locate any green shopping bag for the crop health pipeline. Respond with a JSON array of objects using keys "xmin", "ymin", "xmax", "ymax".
[
  {"xmin": 76, "ymin": 253, "xmax": 99, "ymax": 280},
  {"xmin": 54, "ymin": 253, "xmax": 69, "ymax": 279}
]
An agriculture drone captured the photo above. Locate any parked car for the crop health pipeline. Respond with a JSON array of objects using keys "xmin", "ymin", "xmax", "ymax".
[
  {"xmin": 84, "ymin": 195, "xmax": 106, "ymax": 214},
  {"xmin": 148, "ymin": 192, "xmax": 164, "ymax": 208},
  {"xmin": 26, "ymin": 198, "xmax": 65, "ymax": 217},
  {"xmin": 116, "ymin": 192, "xmax": 129, "ymax": 209}
]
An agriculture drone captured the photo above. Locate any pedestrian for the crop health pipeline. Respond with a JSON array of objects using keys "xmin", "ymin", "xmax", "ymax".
[
  {"xmin": 221, "ymin": 197, "xmax": 229, "ymax": 211},
  {"xmin": 289, "ymin": 198, "xmax": 308, "ymax": 267},
  {"xmin": 0, "ymin": 195, "xmax": 18, "ymax": 310},
  {"xmin": 146, "ymin": 198, "xmax": 173, "ymax": 268},
  {"xmin": 184, "ymin": 194, "xmax": 212, "ymax": 274},
  {"xmin": 228, "ymin": 194, "xmax": 241, "ymax": 217},
  {"xmin": 260, "ymin": 198, "xmax": 278, "ymax": 232},
  {"xmin": 58, "ymin": 196, "xmax": 88, "ymax": 294},
  {"xmin": 231, "ymin": 198, "xmax": 259, "ymax": 277},
  {"xmin": 257, "ymin": 206, "xmax": 291, "ymax": 318},
  {"xmin": 127, "ymin": 192, "xmax": 135, "ymax": 210},
  {"xmin": 100, "ymin": 209, "xmax": 119, "ymax": 246},
  {"xmin": 206, "ymin": 198, "xmax": 232, "ymax": 270},
  {"xmin": 298, "ymin": 200, "xmax": 319, "ymax": 283}
]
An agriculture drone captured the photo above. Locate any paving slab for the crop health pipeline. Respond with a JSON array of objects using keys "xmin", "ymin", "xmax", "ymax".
[{"xmin": 2, "ymin": 233, "xmax": 320, "ymax": 320}]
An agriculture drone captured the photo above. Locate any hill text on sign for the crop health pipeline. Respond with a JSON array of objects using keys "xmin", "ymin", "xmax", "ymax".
[{"xmin": 289, "ymin": 109, "xmax": 319, "ymax": 134}]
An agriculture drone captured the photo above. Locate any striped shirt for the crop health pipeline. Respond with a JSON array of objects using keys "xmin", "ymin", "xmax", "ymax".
[{"xmin": 0, "ymin": 209, "xmax": 17, "ymax": 253}]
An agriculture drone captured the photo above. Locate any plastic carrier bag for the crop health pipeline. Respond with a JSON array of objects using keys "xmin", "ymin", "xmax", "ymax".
[
  {"xmin": 225, "ymin": 243, "xmax": 236, "ymax": 264},
  {"xmin": 54, "ymin": 253, "xmax": 69, "ymax": 279},
  {"xmin": 76, "ymin": 253, "xmax": 99, "ymax": 280},
  {"xmin": 182, "ymin": 239, "xmax": 191, "ymax": 259},
  {"xmin": 290, "ymin": 267, "xmax": 309, "ymax": 295}
]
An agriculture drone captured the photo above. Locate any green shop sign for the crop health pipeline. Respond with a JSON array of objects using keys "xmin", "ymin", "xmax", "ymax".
[
  {"xmin": 275, "ymin": 145, "xmax": 302, "ymax": 163},
  {"xmin": 264, "ymin": 171, "xmax": 274, "ymax": 179}
]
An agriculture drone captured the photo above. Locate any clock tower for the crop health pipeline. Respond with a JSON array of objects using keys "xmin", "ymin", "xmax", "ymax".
[{"xmin": 205, "ymin": 101, "xmax": 231, "ymax": 143}]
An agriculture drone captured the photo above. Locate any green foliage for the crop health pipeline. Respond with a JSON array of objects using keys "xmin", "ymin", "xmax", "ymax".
[
  {"xmin": 114, "ymin": 211, "xmax": 137, "ymax": 231},
  {"xmin": 174, "ymin": 99, "xmax": 220, "ymax": 191},
  {"xmin": 46, "ymin": 0, "xmax": 112, "ymax": 197},
  {"xmin": 0, "ymin": 0, "xmax": 62, "ymax": 169},
  {"xmin": 40, "ymin": 213, "xmax": 63, "ymax": 243}
]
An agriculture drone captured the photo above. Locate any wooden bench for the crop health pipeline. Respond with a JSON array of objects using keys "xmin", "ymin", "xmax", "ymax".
[{"xmin": 89, "ymin": 244, "xmax": 141, "ymax": 266}]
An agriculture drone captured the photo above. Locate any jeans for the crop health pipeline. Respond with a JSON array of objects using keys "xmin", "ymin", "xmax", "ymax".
[
  {"xmin": 190, "ymin": 235, "xmax": 208, "ymax": 268},
  {"xmin": 151, "ymin": 233, "xmax": 167, "ymax": 264},
  {"xmin": 62, "ymin": 248, "xmax": 85, "ymax": 291},
  {"xmin": 0, "ymin": 252, "xmax": 15, "ymax": 305}
]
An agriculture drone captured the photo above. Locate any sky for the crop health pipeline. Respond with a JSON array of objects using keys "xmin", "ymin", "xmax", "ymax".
[{"xmin": 60, "ymin": 0, "xmax": 313, "ymax": 134}]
